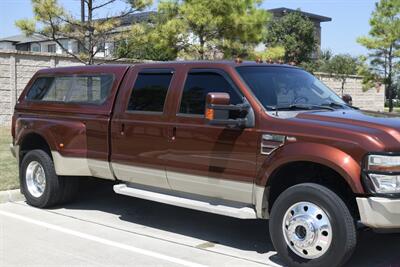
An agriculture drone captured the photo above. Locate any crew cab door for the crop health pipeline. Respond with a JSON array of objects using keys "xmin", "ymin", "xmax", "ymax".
[
  {"xmin": 110, "ymin": 67, "xmax": 176, "ymax": 189},
  {"xmin": 165, "ymin": 68, "xmax": 258, "ymax": 204}
]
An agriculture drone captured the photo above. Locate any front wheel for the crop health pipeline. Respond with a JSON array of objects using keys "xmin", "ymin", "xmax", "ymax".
[{"xmin": 269, "ymin": 183, "xmax": 356, "ymax": 267}]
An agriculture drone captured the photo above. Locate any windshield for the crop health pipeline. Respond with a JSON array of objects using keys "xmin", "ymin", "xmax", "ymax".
[{"xmin": 236, "ymin": 66, "xmax": 346, "ymax": 111}]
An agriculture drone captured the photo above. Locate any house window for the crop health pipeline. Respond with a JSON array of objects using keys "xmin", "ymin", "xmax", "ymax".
[
  {"xmin": 59, "ymin": 40, "xmax": 69, "ymax": 54},
  {"xmin": 30, "ymin": 43, "xmax": 41, "ymax": 52},
  {"xmin": 97, "ymin": 43, "xmax": 105, "ymax": 53},
  {"xmin": 47, "ymin": 44, "xmax": 56, "ymax": 53}
]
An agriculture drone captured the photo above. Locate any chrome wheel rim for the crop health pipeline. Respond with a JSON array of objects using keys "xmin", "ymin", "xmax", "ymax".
[
  {"xmin": 282, "ymin": 201, "xmax": 332, "ymax": 259},
  {"xmin": 26, "ymin": 161, "xmax": 46, "ymax": 198}
]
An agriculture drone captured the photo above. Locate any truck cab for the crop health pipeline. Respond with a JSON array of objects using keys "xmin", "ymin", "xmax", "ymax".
[{"xmin": 10, "ymin": 61, "xmax": 400, "ymax": 267}]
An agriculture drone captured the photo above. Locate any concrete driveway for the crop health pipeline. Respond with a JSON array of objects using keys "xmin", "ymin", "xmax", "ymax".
[{"xmin": 1, "ymin": 179, "xmax": 399, "ymax": 267}]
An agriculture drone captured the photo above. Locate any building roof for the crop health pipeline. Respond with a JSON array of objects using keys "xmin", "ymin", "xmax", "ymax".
[
  {"xmin": 268, "ymin": 8, "xmax": 332, "ymax": 22},
  {"xmin": 117, "ymin": 9, "xmax": 331, "ymax": 25},
  {"xmin": 118, "ymin": 11, "xmax": 157, "ymax": 26},
  {"xmin": 0, "ymin": 34, "xmax": 49, "ymax": 44}
]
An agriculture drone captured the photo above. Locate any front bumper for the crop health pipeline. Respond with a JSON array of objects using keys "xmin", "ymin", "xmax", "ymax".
[
  {"xmin": 9, "ymin": 144, "xmax": 19, "ymax": 166},
  {"xmin": 9, "ymin": 144, "xmax": 18, "ymax": 158},
  {"xmin": 357, "ymin": 197, "xmax": 400, "ymax": 229}
]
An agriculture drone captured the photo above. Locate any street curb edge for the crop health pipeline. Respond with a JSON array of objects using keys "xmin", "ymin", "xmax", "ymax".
[{"xmin": 0, "ymin": 189, "xmax": 25, "ymax": 204}]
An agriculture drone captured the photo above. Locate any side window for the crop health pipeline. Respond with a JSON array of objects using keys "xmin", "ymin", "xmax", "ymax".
[
  {"xmin": 26, "ymin": 77, "xmax": 55, "ymax": 100},
  {"xmin": 68, "ymin": 75, "xmax": 114, "ymax": 103},
  {"xmin": 25, "ymin": 75, "xmax": 114, "ymax": 104},
  {"xmin": 127, "ymin": 72, "xmax": 173, "ymax": 112},
  {"xmin": 42, "ymin": 77, "xmax": 72, "ymax": 101},
  {"xmin": 179, "ymin": 72, "xmax": 242, "ymax": 115}
]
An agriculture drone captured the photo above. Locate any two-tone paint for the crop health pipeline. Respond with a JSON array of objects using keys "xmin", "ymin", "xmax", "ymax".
[{"xmin": 11, "ymin": 61, "xmax": 400, "ymax": 221}]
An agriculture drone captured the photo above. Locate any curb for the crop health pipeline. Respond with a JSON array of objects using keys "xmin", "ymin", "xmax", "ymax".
[{"xmin": 0, "ymin": 189, "xmax": 25, "ymax": 204}]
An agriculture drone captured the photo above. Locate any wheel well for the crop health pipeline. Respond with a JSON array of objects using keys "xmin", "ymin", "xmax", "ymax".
[
  {"xmin": 267, "ymin": 161, "xmax": 359, "ymax": 219},
  {"xmin": 19, "ymin": 133, "xmax": 52, "ymax": 163}
]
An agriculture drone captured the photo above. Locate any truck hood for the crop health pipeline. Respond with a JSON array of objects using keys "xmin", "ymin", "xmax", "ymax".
[{"xmin": 292, "ymin": 109, "xmax": 400, "ymax": 151}]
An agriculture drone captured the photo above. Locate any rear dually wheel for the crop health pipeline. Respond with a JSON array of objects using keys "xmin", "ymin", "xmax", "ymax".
[{"xmin": 20, "ymin": 149, "xmax": 79, "ymax": 208}]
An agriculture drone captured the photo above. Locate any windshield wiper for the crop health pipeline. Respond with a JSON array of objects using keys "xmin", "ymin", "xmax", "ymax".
[
  {"xmin": 322, "ymin": 102, "xmax": 359, "ymax": 110},
  {"xmin": 266, "ymin": 104, "xmax": 335, "ymax": 111},
  {"xmin": 322, "ymin": 102, "xmax": 346, "ymax": 109}
]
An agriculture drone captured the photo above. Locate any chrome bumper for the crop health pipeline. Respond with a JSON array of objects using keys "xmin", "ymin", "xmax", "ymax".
[{"xmin": 357, "ymin": 197, "xmax": 400, "ymax": 229}]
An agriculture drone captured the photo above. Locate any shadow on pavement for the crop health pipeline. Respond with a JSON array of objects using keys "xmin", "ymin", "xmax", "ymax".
[{"xmin": 58, "ymin": 178, "xmax": 400, "ymax": 267}]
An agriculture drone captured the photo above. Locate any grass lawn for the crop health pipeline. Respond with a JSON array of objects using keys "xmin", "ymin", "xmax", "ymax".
[
  {"xmin": 0, "ymin": 127, "xmax": 19, "ymax": 191},
  {"xmin": 384, "ymin": 107, "xmax": 400, "ymax": 113}
]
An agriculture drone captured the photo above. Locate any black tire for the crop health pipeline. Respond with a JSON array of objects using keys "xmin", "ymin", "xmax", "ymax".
[
  {"xmin": 269, "ymin": 183, "xmax": 357, "ymax": 267},
  {"xmin": 58, "ymin": 176, "xmax": 80, "ymax": 204},
  {"xmin": 20, "ymin": 149, "xmax": 79, "ymax": 208}
]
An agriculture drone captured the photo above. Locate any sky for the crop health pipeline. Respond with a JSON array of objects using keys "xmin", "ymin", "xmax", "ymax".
[{"xmin": 0, "ymin": 0, "xmax": 377, "ymax": 56}]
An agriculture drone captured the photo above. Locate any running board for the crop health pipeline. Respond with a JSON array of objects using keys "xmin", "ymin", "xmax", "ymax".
[{"xmin": 113, "ymin": 184, "xmax": 257, "ymax": 219}]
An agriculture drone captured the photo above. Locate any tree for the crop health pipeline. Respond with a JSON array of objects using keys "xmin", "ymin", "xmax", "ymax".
[
  {"xmin": 16, "ymin": 0, "xmax": 152, "ymax": 65},
  {"xmin": 139, "ymin": 0, "xmax": 269, "ymax": 60},
  {"xmin": 265, "ymin": 10, "xmax": 316, "ymax": 64},
  {"xmin": 357, "ymin": 0, "xmax": 400, "ymax": 112},
  {"xmin": 299, "ymin": 49, "xmax": 333, "ymax": 73},
  {"xmin": 320, "ymin": 54, "xmax": 359, "ymax": 96},
  {"xmin": 253, "ymin": 46, "xmax": 285, "ymax": 62},
  {"xmin": 116, "ymin": 23, "xmax": 177, "ymax": 61}
]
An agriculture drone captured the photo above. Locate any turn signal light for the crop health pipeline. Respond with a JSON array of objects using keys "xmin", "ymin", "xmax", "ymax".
[
  {"xmin": 368, "ymin": 154, "xmax": 400, "ymax": 172},
  {"xmin": 205, "ymin": 108, "xmax": 214, "ymax": 120}
]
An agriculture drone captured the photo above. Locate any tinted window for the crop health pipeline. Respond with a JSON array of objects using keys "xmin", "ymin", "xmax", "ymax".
[
  {"xmin": 26, "ymin": 75, "xmax": 114, "ymax": 104},
  {"xmin": 128, "ymin": 73, "xmax": 173, "ymax": 112},
  {"xmin": 179, "ymin": 72, "xmax": 242, "ymax": 115},
  {"xmin": 236, "ymin": 66, "xmax": 344, "ymax": 109},
  {"xmin": 68, "ymin": 76, "xmax": 113, "ymax": 102},
  {"xmin": 42, "ymin": 76, "xmax": 73, "ymax": 101},
  {"xmin": 26, "ymin": 77, "xmax": 55, "ymax": 100}
]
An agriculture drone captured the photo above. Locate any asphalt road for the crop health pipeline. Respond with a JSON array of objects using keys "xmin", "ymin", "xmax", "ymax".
[{"xmin": 1, "ymin": 179, "xmax": 400, "ymax": 267}]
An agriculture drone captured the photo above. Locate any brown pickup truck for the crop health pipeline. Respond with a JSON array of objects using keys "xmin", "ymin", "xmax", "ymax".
[{"xmin": 10, "ymin": 61, "xmax": 400, "ymax": 267}]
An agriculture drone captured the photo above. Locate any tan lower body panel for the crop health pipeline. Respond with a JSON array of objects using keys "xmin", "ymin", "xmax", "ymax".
[
  {"xmin": 112, "ymin": 162, "xmax": 170, "ymax": 190},
  {"xmin": 51, "ymin": 151, "xmax": 114, "ymax": 180},
  {"xmin": 166, "ymin": 170, "xmax": 254, "ymax": 204},
  {"xmin": 50, "ymin": 152, "xmax": 268, "ymax": 218}
]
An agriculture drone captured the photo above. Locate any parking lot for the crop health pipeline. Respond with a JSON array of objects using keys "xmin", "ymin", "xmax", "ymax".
[{"xmin": 1, "ymin": 179, "xmax": 400, "ymax": 267}]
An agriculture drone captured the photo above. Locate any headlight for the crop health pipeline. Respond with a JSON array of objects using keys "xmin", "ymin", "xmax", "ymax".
[
  {"xmin": 367, "ymin": 154, "xmax": 400, "ymax": 172},
  {"xmin": 366, "ymin": 154, "xmax": 400, "ymax": 194},
  {"xmin": 368, "ymin": 173, "xmax": 400, "ymax": 194}
]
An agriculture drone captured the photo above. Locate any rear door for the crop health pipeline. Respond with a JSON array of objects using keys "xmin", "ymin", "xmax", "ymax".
[{"xmin": 110, "ymin": 67, "xmax": 176, "ymax": 189}]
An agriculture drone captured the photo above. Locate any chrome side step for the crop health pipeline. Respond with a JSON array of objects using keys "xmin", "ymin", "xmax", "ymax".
[{"xmin": 113, "ymin": 184, "xmax": 257, "ymax": 219}]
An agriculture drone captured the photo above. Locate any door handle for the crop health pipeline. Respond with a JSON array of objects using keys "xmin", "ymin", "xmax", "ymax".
[
  {"xmin": 170, "ymin": 126, "xmax": 176, "ymax": 141},
  {"xmin": 120, "ymin": 123, "xmax": 125, "ymax": 136}
]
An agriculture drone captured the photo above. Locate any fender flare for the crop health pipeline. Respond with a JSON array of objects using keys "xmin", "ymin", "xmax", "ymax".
[
  {"xmin": 15, "ymin": 117, "xmax": 87, "ymax": 155},
  {"xmin": 257, "ymin": 142, "xmax": 364, "ymax": 194}
]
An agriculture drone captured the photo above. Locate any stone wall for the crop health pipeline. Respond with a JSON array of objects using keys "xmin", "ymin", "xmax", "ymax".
[
  {"xmin": 316, "ymin": 72, "xmax": 385, "ymax": 112},
  {"xmin": 0, "ymin": 50, "xmax": 385, "ymax": 126}
]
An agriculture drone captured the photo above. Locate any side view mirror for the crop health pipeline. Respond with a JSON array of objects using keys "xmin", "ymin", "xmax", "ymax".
[
  {"xmin": 204, "ymin": 92, "xmax": 254, "ymax": 128},
  {"xmin": 342, "ymin": 94, "xmax": 353, "ymax": 105}
]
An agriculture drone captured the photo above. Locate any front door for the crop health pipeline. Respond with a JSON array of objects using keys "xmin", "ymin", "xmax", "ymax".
[
  {"xmin": 111, "ymin": 68, "xmax": 176, "ymax": 189},
  {"xmin": 166, "ymin": 69, "xmax": 258, "ymax": 204}
]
